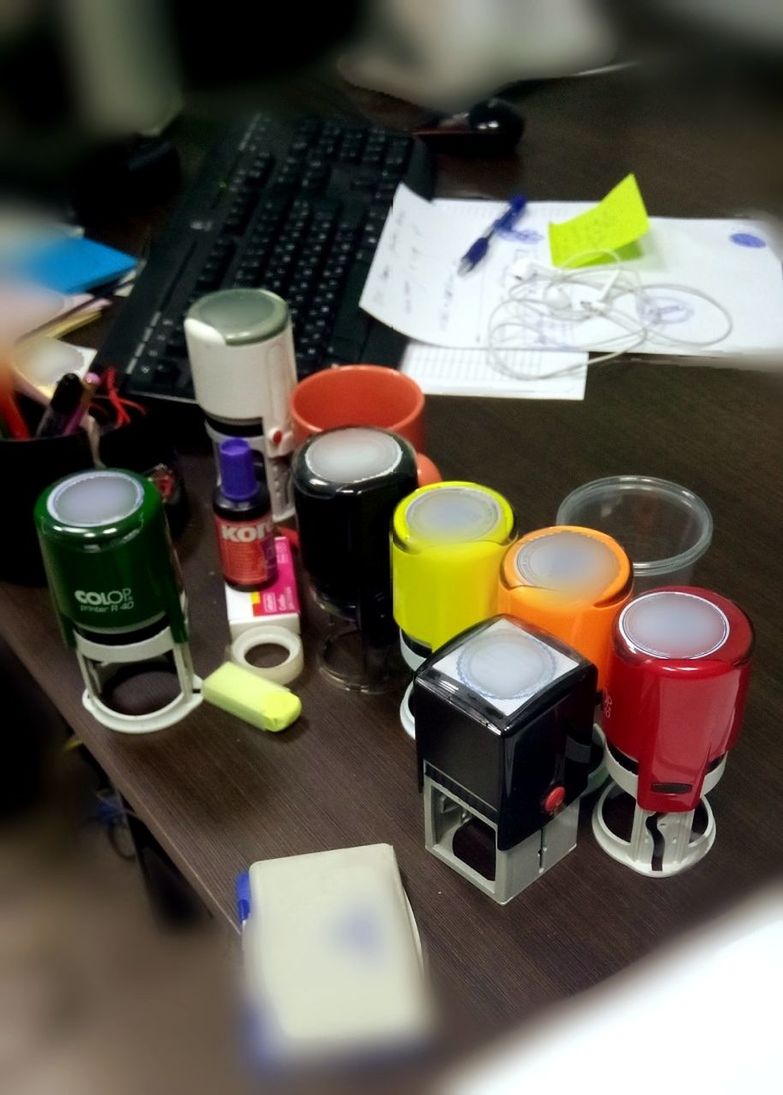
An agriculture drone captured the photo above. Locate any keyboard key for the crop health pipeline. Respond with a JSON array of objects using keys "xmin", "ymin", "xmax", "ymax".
[
  {"xmin": 209, "ymin": 239, "xmax": 233, "ymax": 261},
  {"xmin": 166, "ymin": 331, "xmax": 187, "ymax": 354},
  {"xmin": 374, "ymin": 183, "xmax": 399, "ymax": 203},
  {"xmin": 247, "ymin": 156, "xmax": 273, "ymax": 185},
  {"xmin": 153, "ymin": 359, "xmax": 180, "ymax": 387},
  {"xmin": 133, "ymin": 361, "xmax": 156, "ymax": 387},
  {"xmin": 332, "ymin": 264, "xmax": 373, "ymax": 347},
  {"xmin": 326, "ymin": 336, "xmax": 362, "ymax": 360},
  {"xmin": 331, "ymin": 254, "xmax": 351, "ymax": 273},
  {"xmin": 296, "ymin": 119, "xmax": 321, "ymax": 139},
  {"xmin": 196, "ymin": 273, "xmax": 219, "ymax": 292},
  {"xmin": 295, "ymin": 358, "xmax": 319, "ymax": 375},
  {"xmin": 296, "ymin": 360, "xmax": 323, "ymax": 378}
]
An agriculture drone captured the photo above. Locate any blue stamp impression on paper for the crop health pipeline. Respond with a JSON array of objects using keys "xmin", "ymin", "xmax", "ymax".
[
  {"xmin": 498, "ymin": 227, "xmax": 544, "ymax": 245},
  {"xmin": 730, "ymin": 232, "xmax": 766, "ymax": 249},
  {"xmin": 331, "ymin": 905, "xmax": 384, "ymax": 962},
  {"xmin": 641, "ymin": 295, "xmax": 694, "ymax": 326}
]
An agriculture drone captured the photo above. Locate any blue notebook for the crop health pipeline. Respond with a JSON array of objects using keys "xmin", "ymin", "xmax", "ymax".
[{"xmin": 10, "ymin": 236, "xmax": 137, "ymax": 294}]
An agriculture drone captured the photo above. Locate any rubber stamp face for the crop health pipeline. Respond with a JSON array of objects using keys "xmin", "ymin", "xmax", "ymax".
[{"xmin": 433, "ymin": 618, "xmax": 579, "ymax": 717}]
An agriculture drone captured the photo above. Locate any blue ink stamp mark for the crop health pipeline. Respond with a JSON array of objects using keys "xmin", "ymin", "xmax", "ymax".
[
  {"xmin": 730, "ymin": 232, "xmax": 766, "ymax": 249},
  {"xmin": 641, "ymin": 296, "xmax": 694, "ymax": 326},
  {"xmin": 498, "ymin": 227, "xmax": 544, "ymax": 245}
]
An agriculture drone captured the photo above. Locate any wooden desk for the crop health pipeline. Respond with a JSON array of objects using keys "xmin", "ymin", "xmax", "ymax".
[{"xmin": 2, "ymin": 69, "xmax": 781, "ymax": 1047}]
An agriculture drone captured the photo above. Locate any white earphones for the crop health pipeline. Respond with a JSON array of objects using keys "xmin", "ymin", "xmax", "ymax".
[{"xmin": 489, "ymin": 249, "xmax": 734, "ymax": 380}]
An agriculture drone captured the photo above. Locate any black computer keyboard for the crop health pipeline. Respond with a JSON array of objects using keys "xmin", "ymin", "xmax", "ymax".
[{"xmin": 94, "ymin": 113, "xmax": 435, "ymax": 404}]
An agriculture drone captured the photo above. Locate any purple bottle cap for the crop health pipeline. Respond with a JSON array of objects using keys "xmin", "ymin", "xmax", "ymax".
[{"xmin": 218, "ymin": 438, "xmax": 259, "ymax": 502}]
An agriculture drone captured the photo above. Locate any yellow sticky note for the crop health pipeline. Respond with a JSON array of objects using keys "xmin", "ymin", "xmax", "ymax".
[{"xmin": 548, "ymin": 174, "xmax": 649, "ymax": 267}]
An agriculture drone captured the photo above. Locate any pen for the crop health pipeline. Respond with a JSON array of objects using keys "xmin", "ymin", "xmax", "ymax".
[
  {"xmin": 35, "ymin": 372, "xmax": 85, "ymax": 438},
  {"xmin": 0, "ymin": 359, "xmax": 30, "ymax": 439},
  {"xmin": 61, "ymin": 377, "xmax": 94, "ymax": 436},
  {"xmin": 458, "ymin": 194, "xmax": 528, "ymax": 275}
]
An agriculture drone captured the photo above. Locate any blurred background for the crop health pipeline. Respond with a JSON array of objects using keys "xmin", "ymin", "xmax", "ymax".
[{"xmin": 1, "ymin": 1, "xmax": 781, "ymax": 215}]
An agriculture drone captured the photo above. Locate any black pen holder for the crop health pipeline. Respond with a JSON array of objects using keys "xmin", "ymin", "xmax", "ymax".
[
  {"xmin": 99, "ymin": 406, "xmax": 189, "ymax": 540},
  {"xmin": 0, "ymin": 397, "xmax": 188, "ymax": 585},
  {"xmin": 0, "ymin": 397, "xmax": 93, "ymax": 585}
]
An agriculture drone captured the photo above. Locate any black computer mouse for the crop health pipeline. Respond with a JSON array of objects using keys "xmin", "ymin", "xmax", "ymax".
[{"xmin": 412, "ymin": 98, "xmax": 525, "ymax": 156}]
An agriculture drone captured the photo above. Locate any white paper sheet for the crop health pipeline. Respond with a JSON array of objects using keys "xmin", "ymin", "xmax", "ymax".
[
  {"xmin": 401, "ymin": 343, "xmax": 587, "ymax": 400},
  {"xmin": 360, "ymin": 185, "xmax": 783, "ymax": 357}
]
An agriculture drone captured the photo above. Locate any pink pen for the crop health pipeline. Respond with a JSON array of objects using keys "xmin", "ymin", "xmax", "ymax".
[{"xmin": 61, "ymin": 373, "xmax": 100, "ymax": 436}]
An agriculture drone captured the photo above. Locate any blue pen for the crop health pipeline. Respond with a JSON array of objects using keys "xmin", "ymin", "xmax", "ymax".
[{"xmin": 458, "ymin": 194, "xmax": 528, "ymax": 275}]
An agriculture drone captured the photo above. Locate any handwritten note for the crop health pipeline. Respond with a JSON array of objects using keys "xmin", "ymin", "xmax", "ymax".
[
  {"xmin": 548, "ymin": 174, "xmax": 649, "ymax": 267},
  {"xmin": 360, "ymin": 187, "xmax": 545, "ymax": 348}
]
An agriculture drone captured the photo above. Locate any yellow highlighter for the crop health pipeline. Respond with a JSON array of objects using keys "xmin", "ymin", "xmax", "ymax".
[
  {"xmin": 391, "ymin": 482, "xmax": 516, "ymax": 735},
  {"xmin": 202, "ymin": 662, "xmax": 301, "ymax": 732}
]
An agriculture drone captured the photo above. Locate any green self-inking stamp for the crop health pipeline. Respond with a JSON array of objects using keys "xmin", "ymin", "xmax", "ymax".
[{"xmin": 35, "ymin": 469, "xmax": 202, "ymax": 733}]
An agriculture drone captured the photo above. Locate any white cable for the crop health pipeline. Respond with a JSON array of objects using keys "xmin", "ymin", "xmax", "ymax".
[
  {"xmin": 489, "ymin": 250, "xmax": 644, "ymax": 377},
  {"xmin": 487, "ymin": 248, "xmax": 734, "ymax": 381}
]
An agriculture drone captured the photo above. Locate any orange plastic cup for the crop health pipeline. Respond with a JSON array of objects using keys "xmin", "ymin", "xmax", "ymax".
[
  {"xmin": 291, "ymin": 365, "xmax": 426, "ymax": 450},
  {"xmin": 291, "ymin": 365, "xmax": 439, "ymax": 484}
]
